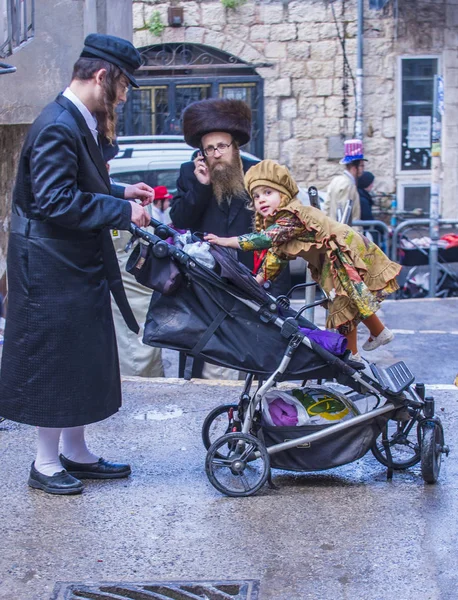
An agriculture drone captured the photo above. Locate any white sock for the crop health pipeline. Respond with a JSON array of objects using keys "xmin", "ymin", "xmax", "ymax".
[
  {"xmin": 61, "ymin": 426, "xmax": 99, "ymax": 464},
  {"xmin": 35, "ymin": 427, "xmax": 63, "ymax": 476}
]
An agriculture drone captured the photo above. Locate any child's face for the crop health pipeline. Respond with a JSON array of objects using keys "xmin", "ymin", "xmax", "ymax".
[{"xmin": 252, "ymin": 185, "xmax": 282, "ymax": 217}]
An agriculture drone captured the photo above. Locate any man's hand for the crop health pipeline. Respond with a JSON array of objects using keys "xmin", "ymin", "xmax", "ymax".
[
  {"xmin": 204, "ymin": 233, "xmax": 239, "ymax": 249},
  {"xmin": 129, "ymin": 201, "xmax": 151, "ymax": 228},
  {"xmin": 194, "ymin": 152, "xmax": 211, "ymax": 185},
  {"xmin": 124, "ymin": 182, "xmax": 155, "ymax": 206}
]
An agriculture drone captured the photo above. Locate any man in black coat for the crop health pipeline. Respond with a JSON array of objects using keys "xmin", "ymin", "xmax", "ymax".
[
  {"xmin": 0, "ymin": 34, "xmax": 153, "ymax": 495},
  {"xmin": 170, "ymin": 99, "xmax": 258, "ymax": 273}
]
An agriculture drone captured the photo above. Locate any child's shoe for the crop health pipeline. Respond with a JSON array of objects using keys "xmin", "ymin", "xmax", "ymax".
[
  {"xmin": 362, "ymin": 327, "xmax": 394, "ymax": 351},
  {"xmin": 350, "ymin": 352, "xmax": 364, "ymax": 363}
]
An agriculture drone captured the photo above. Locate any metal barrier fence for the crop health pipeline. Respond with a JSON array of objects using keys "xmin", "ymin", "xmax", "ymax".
[
  {"xmin": 390, "ymin": 218, "xmax": 458, "ymax": 262},
  {"xmin": 390, "ymin": 218, "xmax": 458, "ymax": 298},
  {"xmin": 299, "ymin": 216, "xmax": 458, "ymax": 318}
]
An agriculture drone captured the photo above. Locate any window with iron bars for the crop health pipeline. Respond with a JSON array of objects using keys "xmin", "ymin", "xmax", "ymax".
[{"xmin": 0, "ymin": 0, "xmax": 35, "ymax": 59}]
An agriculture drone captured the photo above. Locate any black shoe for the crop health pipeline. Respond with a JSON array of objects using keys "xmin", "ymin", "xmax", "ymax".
[
  {"xmin": 28, "ymin": 462, "xmax": 84, "ymax": 495},
  {"xmin": 59, "ymin": 454, "xmax": 131, "ymax": 479}
]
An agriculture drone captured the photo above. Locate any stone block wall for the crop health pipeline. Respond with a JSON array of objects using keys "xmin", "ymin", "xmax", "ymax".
[
  {"xmin": 0, "ymin": 0, "xmax": 135, "ymax": 281},
  {"xmin": 0, "ymin": 125, "xmax": 29, "ymax": 278},
  {"xmin": 133, "ymin": 0, "xmax": 457, "ymax": 217},
  {"xmin": 133, "ymin": 0, "xmax": 397, "ymax": 193}
]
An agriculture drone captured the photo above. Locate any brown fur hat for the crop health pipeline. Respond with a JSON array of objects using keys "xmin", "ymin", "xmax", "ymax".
[{"xmin": 182, "ymin": 98, "xmax": 252, "ymax": 148}]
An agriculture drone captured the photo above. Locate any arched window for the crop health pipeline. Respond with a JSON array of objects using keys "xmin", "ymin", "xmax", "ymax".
[{"xmin": 117, "ymin": 43, "xmax": 264, "ymax": 157}]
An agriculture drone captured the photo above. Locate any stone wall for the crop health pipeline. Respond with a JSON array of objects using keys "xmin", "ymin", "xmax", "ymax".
[
  {"xmin": 0, "ymin": 125, "xmax": 29, "ymax": 278},
  {"xmin": 0, "ymin": 0, "xmax": 135, "ymax": 281},
  {"xmin": 133, "ymin": 0, "xmax": 457, "ymax": 217}
]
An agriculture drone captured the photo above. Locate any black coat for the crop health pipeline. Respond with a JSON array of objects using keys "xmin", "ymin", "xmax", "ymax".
[
  {"xmin": 0, "ymin": 94, "xmax": 138, "ymax": 427},
  {"xmin": 357, "ymin": 188, "xmax": 374, "ymax": 221}
]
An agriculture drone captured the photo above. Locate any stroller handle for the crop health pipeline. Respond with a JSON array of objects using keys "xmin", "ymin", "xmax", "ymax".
[
  {"xmin": 128, "ymin": 222, "xmax": 190, "ymax": 265},
  {"xmin": 148, "ymin": 218, "xmax": 201, "ymax": 243}
]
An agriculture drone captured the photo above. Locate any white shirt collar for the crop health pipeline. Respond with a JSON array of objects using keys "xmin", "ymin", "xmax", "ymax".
[
  {"xmin": 344, "ymin": 170, "xmax": 356, "ymax": 185},
  {"xmin": 62, "ymin": 87, "xmax": 98, "ymax": 142}
]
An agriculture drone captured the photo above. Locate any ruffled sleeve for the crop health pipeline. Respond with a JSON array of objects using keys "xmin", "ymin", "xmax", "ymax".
[
  {"xmin": 238, "ymin": 211, "xmax": 308, "ymax": 250},
  {"xmin": 238, "ymin": 230, "xmax": 273, "ymax": 251},
  {"xmin": 238, "ymin": 212, "xmax": 305, "ymax": 281}
]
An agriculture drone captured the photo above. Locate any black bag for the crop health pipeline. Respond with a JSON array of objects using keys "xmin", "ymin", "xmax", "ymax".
[{"xmin": 126, "ymin": 242, "xmax": 182, "ymax": 295}]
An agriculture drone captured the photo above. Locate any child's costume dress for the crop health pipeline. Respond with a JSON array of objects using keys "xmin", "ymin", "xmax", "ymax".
[{"xmin": 240, "ymin": 164, "xmax": 400, "ymax": 334}]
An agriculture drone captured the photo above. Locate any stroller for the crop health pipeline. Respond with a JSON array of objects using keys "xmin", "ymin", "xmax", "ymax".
[{"xmin": 127, "ymin": 219, "xmax": 449, "ymax": 498}]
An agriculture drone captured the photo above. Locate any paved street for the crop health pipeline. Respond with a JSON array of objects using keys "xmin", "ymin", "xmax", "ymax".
[{"xmin": 1, "ymin": 298, "xmax": 457, "ymax": 600}]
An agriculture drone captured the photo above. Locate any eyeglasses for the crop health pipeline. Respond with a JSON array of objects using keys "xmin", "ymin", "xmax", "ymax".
[{"xmin": 203, "ymin": 141, "xmax": 233, "ymax": 157}]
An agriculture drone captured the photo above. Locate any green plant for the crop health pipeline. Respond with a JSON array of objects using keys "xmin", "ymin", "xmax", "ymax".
[
  {"xmin": 221, "ymin": 0, "xmax": 246, "ymax": 9},
  {"xmin": 147, "ymin": 11, "xmax": 165, "ymax": 36}
]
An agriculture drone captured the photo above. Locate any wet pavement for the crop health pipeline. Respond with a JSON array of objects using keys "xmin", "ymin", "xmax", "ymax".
[{"xmin": 1, "ymin": 298, "xmax": 457, "ymax": 600}]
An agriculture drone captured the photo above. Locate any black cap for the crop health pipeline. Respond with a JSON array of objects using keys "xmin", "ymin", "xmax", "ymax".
[{"xmin": 80, "ymin": 34, "xmax": 142, "ymax": 88}]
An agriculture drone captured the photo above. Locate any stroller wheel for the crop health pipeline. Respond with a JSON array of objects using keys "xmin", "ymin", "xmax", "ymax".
[
  {"xmin": 202, "ymin": 404, "xmax": 241, "ymax": 456},
  {"xmin": 205, "ymin": 432, "xmax": 270, "ymax": 497},
  {"xmin": 420, "ymin": 421, "xmax": 444, "ymax": 484},
  {"xmin": 371, "ymin": 417, "xmax": 421, "ymax": 469}
]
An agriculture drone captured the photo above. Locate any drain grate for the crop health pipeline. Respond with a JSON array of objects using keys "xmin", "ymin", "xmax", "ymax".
[{"xmin": 52, "ymin": 580, "xmax": 260, "ymax": 600}]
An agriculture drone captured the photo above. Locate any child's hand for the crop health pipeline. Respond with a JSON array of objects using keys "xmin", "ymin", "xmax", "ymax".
[
  {"xmin": 204, "ymin": 233, "xmax": 222, "ymax": 245},
  {"xmin": 255, "ymin": 274, "xmax": 265, "ymax": 285},
  {"xmin": 204, "ymin": 234, "xmax": 239, "ymax": 248}
]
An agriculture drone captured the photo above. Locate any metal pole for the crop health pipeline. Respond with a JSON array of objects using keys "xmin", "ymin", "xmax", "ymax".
[
  {"xmin": 355, "ymin": 0, "xmax": 364, "ymax": 140},
  {"xmin": 304, "ymin": 268, "xmax": 316, "ymax": 323},
  {"xmin": 429, "ymin": 75, "xmax": 443, "ymax": 297}
]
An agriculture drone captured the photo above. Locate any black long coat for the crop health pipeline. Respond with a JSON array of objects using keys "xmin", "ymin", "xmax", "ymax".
[{"xmin": 0, "ymin": 94, "xmax": 138, "ymax": 427}]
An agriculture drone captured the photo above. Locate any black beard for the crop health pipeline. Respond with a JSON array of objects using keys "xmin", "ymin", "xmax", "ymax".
[{"xmin": 209, "ymin": 147, "xmax": 246, "ymax": 205}]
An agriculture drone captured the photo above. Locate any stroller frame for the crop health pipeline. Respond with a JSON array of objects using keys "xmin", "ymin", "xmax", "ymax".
[
  {"xmin": 130, "ymin": 220, "xmax": 449, "ymax": 498},
  {"xmin": 202, "ymin": 290, "xmax": 448, "ymax": 496}
]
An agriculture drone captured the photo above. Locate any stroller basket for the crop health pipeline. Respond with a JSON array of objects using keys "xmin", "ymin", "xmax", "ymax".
[{"xmin": 261, "ymin": 412, "xmax": 392, "ymax": 472}]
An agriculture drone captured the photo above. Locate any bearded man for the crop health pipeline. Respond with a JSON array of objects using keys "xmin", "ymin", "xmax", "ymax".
[
  {"xmin": 0, "ymin": 34, "xmax": 153, "ymax": 495},
  {"xmin": 170, "ymin": 99, "xmax": 290, "ymax": 379},
  {"xmin": 170, "ymin": 98, "xmax": 258, "ymax": 271}
]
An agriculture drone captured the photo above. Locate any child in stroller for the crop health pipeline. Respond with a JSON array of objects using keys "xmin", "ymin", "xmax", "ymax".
[{"xmin": 205, "ymin": 160, "xmax": 401, "ymax": 361}]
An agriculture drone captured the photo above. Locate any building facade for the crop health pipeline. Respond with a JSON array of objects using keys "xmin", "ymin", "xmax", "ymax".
[
  {"xmin": 129, "ymin": 0, "xmax": 457, "ymax": 218},
  {"xmin": 0, "ymin": 0, "xmax": 133, "ymax": 283}
]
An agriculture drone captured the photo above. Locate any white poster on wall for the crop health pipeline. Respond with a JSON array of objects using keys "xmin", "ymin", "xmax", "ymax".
[{"xmin": 407, "ymin": 116, "xmax": 431, "ymax": 148}]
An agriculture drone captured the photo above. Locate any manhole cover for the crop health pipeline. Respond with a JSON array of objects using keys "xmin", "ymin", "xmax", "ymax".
[{"xmin": 52, "ymin": 580, "xmax": 260, "ymax": 599}]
